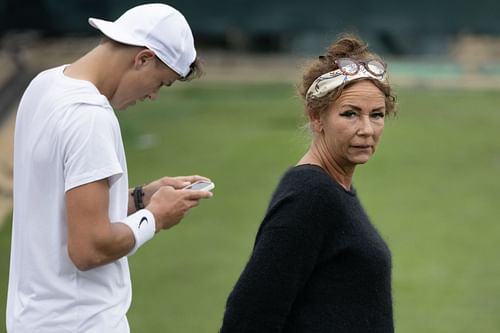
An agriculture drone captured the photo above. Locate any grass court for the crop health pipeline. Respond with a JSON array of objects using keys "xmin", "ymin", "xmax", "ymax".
[{"xmin": 1, "ymin": 81, "xmax": 500, "ymax": 332}]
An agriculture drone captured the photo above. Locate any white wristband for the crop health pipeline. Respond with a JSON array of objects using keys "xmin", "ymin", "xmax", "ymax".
[{"xmin": 122, "ymin": 209, "xmax": 156, "ymax": 256}]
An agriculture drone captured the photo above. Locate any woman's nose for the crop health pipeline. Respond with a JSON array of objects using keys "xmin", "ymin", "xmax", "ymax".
[{"xmin": 357, "ymin": 116, "xmax": 374, "ymax": 136}]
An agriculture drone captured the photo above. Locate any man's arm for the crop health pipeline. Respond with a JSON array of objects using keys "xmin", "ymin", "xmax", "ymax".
[
  {"xmin": 67, "ymin": 179, "xmax": 134, "ymax": 271},
  {"xmin": 67, "ymin": 177, "xmax": 213, "ymax": 271}
]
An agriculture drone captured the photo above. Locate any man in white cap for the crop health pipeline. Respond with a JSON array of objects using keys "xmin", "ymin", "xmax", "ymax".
[{"xmin": 6, "ymin": 4, "xmax": 212, "ymax": 332}]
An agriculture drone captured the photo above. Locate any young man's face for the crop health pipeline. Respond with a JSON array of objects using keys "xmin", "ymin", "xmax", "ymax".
[{"xmin": 111, "ymin": 50, "xmax": 181, "ymax": 110}]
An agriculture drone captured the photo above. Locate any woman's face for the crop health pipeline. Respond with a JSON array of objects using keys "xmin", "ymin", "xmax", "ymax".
[{"xmin": 316, "ymin": 80, "xmax": 386, "ymax": 168}]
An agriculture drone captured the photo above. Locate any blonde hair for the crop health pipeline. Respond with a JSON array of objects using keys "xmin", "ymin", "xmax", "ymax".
[{"xmin": 178, "ymin": 57, "xmax": 204, "ymax": 81}]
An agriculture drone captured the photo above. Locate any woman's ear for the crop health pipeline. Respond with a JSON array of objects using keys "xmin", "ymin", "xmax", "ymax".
[{"xmin": 308, "ymin": 110, "xmax": 323, "ymax": 133}]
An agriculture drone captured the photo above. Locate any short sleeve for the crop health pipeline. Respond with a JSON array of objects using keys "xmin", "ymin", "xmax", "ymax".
[{"xmin": 61, "ymin": 105, "xmax": 123, "ymax": 192}]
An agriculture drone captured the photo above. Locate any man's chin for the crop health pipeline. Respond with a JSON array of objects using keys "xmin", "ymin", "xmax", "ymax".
[{"xmin": 115, "ymin": 101, "xmax": 135, "ymax": 111}]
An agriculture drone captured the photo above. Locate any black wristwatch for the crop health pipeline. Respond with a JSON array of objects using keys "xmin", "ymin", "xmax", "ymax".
[{"xmin": 131, "ymin": 186, "xmax": 145, "ymax": 210}]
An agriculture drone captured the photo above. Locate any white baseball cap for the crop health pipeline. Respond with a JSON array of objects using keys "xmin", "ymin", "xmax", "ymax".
[{"xmin": 89, "ymin": 3, "xmax": 196, "ymax": 77}]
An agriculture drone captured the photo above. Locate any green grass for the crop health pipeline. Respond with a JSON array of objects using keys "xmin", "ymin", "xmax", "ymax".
[{"xmin": 2, "ymin": 82, "xmax": 500, "ymax": 332}]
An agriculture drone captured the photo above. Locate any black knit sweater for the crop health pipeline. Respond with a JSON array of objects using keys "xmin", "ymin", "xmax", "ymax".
[{"xmin": 220, "ymin": 164, "xmax": 393, "ymax": 333}]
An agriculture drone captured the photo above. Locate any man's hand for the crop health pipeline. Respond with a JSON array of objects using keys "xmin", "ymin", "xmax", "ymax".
[
  {"xmin": 146, "ymin": 185, "xmax": 213, "ymax": 231},
  {"xmin": 142, "ymin": 175, "xmax": 210, "ymax": 206},
  {"xmin": 128, "ymin": 175, "xmax": 211, "ymax": 215}
]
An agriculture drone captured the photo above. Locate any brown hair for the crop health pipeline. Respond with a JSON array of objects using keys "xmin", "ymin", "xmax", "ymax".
[{"xmin": 298, "ymin": 34, "xmax": 397, "ymax": 118}]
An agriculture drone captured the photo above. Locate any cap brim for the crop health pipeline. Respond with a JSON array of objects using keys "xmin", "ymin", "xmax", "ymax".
[{"xmin": 88, "ymin": 18, "xmax": 144, "ymax": 47}]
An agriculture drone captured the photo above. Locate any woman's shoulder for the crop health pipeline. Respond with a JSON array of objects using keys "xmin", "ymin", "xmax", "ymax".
[
  {"xmin": 274, "ymin": 164, "xmax": 356, "ymax": 205},
  {"xmin": 268, "ymin": 165, "xmax": 335, "ymax": 207},
  {"xmin": 262, "ymin": 164, "xmax": 340, "ymax": 231},
  {"xmin": 280, "ymin": 164, "xmax": 334, "ymax": 191}
]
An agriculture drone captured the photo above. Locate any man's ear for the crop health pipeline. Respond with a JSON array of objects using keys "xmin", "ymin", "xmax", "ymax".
[{"xmin": 134, "ymin": 49, "xmax": 156, "ymax": 69}]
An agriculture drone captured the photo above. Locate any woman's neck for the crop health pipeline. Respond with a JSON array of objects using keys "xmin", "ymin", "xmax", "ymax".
[{"xmin": 297, "ymin": 141, "xmax": 355, "ymax": 191}]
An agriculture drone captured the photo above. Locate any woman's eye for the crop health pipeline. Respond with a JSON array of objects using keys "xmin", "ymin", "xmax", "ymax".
[
  {"xmin": 340, "ymin": 111, "xmax": 357, "ymax": 118},
  {"xmin": 371, "ymin": 112, "xmax": 385, "ymax": 119}
]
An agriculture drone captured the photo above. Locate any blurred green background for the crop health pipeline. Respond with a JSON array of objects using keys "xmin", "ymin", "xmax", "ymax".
[
  {"xmin": 2, "ymin": 82, "xmax": 500, "ymax": 332},
  {"xmin": 2, "ymin": 1, "xmax": 500, "ymax": 332}
]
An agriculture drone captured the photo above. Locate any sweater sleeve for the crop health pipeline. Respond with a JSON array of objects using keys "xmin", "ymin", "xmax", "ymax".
[{"xmin": 221, "ymin": 174, "xmax": 329, "ymax": 332}]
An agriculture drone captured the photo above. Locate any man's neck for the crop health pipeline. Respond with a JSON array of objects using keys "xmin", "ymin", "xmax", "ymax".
[{"xmin": 63, "ymin": 43, "xmax": 127, "ymax": 101}]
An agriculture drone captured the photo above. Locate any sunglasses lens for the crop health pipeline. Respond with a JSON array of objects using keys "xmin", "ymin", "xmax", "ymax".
[
  {"xmin": 337, "ymin": 58, "xmax": 358, "ymax": 75},
  {"xmin": 366, "ymin": 60, "xmax": 385, "ymax": 76}
]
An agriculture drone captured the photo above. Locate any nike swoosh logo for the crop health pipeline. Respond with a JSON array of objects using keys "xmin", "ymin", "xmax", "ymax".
[{"xmin": 139, "ymin": 216, "xmax": 148, "ymax": 229}]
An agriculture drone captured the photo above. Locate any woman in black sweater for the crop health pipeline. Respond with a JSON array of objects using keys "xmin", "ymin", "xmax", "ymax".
[{"xmin": 221, "ymin": 34, "xmax": 397, "ymax": 333}]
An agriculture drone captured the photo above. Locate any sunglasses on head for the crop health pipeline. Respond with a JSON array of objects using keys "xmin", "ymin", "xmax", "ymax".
[{"xmin": 334, "ymin": 58, "xmax": 386, "ymax": 78}]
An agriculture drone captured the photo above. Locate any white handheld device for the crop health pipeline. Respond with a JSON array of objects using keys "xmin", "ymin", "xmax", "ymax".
[{"xmin": 183, "ymin": 180, "xmax": 215, "ymax": 192}]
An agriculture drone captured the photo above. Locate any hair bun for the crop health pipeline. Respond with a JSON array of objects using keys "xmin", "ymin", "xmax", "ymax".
[{"xmin": 326, "ymin": 34, "xmax": 368, "ymax": 59}]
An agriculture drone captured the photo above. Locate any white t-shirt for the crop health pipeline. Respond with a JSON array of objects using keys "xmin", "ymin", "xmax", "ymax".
[{"xmin": 7, "ymin": 66, "xmax": 132, "ymax": 332}]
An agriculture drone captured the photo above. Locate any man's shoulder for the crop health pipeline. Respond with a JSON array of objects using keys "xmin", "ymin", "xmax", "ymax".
[{"xmin": 33, "ymin": 65, "xmax": 110, "ymax": 110}]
